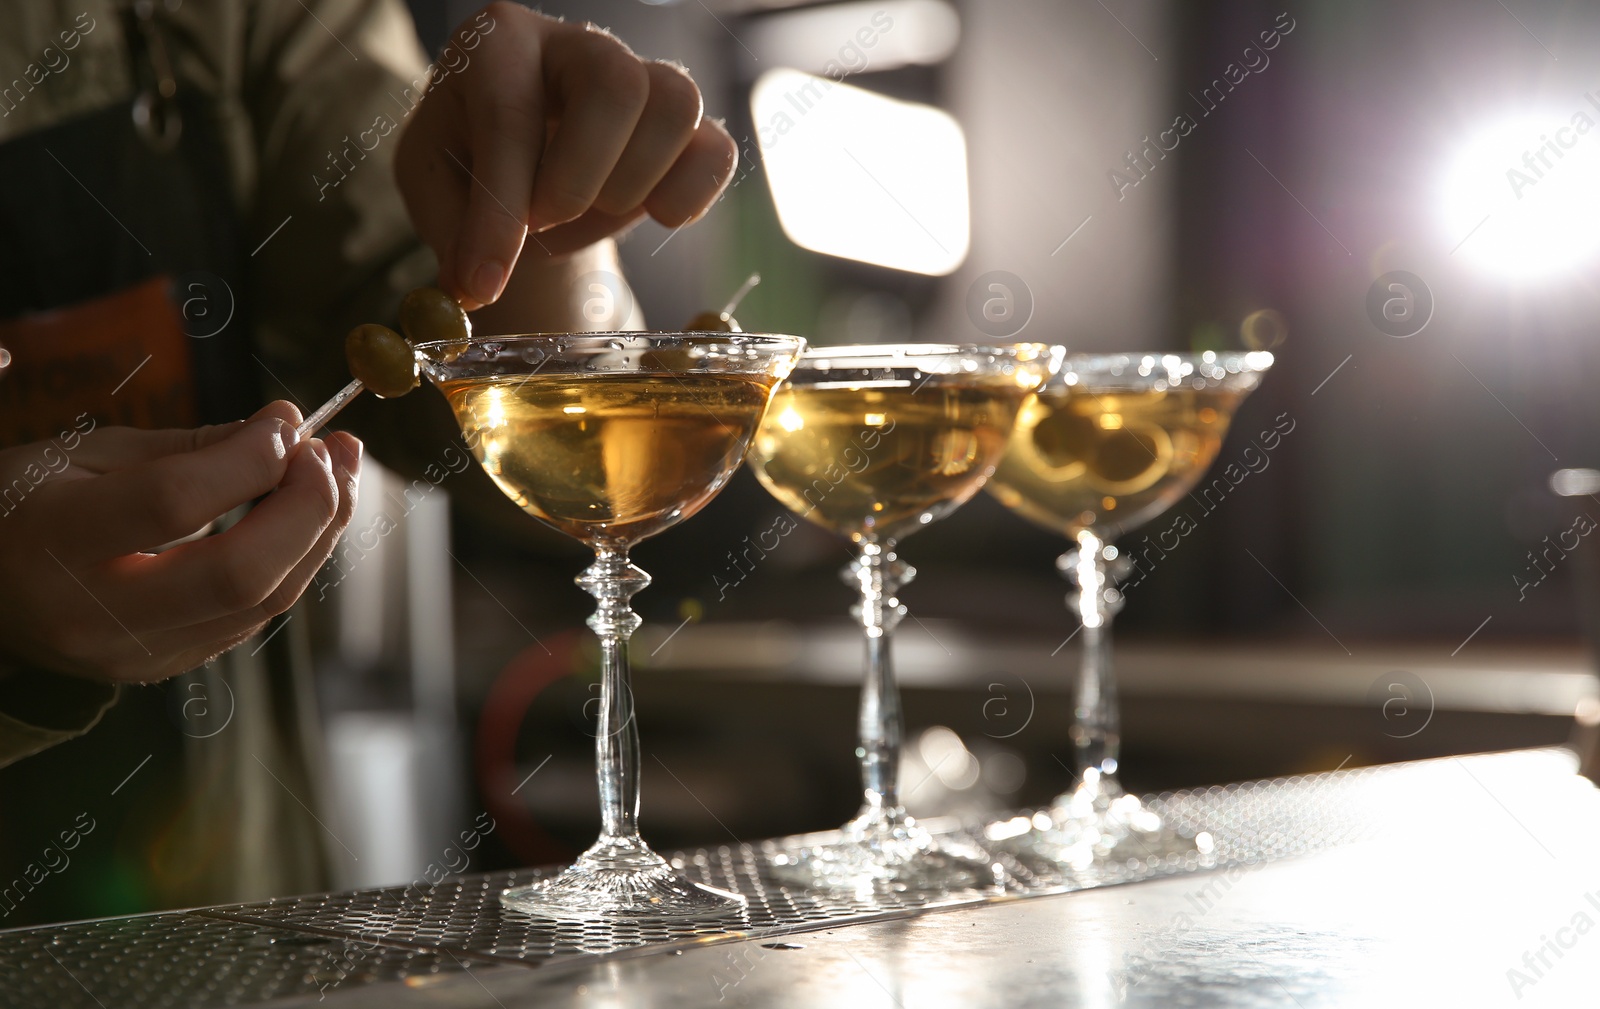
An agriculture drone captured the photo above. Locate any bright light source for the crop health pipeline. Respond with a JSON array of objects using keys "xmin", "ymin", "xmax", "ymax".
[
  {"xmin": 1550, "ymin": 468, "xmax": 1600, "ymax": 497},
  {"xmin": 753, "ymin": 69, "xmax": 970, "ymax": 276},
  {"xmin": 1440, "ymin": 111, "xmax": 1600, "ymax": 279},
  {"xmin": 745, "ymin": 1, "xmax": 960, "ymax": 78}
]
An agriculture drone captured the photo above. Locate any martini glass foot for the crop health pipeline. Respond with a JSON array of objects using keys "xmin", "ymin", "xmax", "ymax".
[
  {"xmin": 770, "ymin": 806, "xmax": 995, "ymax": 891},
  {"xmin": 502, "ymin": 835, "xmax": 745, "ymax": 921},
  {"xmin": 1011, "ymin": 770, "xmax": 1200, "ymax": 871}
]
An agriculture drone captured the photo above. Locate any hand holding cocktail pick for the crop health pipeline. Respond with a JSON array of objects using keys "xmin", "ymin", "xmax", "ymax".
[
  {"xmin": 295, "ymin": 287, "xmax": 471, "ymax": 440},
  {"xmin": 683, "ymin": 272, "xmax": 760, "ymax": 332}
]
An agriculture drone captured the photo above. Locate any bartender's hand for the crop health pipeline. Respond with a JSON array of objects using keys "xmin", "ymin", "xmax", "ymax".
[
  {"xmin": 0, "ymin": 402, "xmax": 359, "ymax": 684},
  {"xmin": 395, "ymin": 2, "xmax": 739, "ymax": 310}
]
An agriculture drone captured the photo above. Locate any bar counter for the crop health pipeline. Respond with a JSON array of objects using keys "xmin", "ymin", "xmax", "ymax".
[{"xmin": 3, "ymin": 748, "xmax": 1595, "ymax": 1008}]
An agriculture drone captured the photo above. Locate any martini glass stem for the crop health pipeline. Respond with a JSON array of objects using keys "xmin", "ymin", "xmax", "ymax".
[
  {"xmin": 845, "ymin": 538, "xmax": 914, "ymax": 822},
  {"xmin": 1062, "ymin": 528, "xmax": 1125, "ymax": 807},
  {"xmin": 577, "ymin": 547, "xmax": 650, "ymax": 844}
]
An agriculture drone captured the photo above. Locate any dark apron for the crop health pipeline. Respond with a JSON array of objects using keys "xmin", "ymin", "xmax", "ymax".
[
  {"xmin": 0, "ymin": 7, "xmax": 327, "ymax": 925},
  {"xmin": 0, "ymin": 10, "xmax": 258, "ymax": 435}
]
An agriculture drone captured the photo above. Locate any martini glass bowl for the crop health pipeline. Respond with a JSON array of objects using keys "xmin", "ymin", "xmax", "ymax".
[{"xmin": 747, "ymin": 342, "xmax": 1061, "ymax": 891}]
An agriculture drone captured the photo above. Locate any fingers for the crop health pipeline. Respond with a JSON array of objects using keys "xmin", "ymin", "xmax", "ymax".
[
  {"xmin": 533, "ymin": 24, "xmax": 650, "ymax": 232},
  {"xmin": 452, "ymin": 37, "xmax": 545, "ymax": 308},
  {"xmin": 105, "ymin": 437, "xmax": 342, "ymax": 631},
  {"xmin": 133, "ymin": 434, "xmax": 361, "ymax": 650},
  {"xmin": 45, "ymin": 416, "xmax": 299, "ymax": 564},
  {"xmin": 69, "ymin": 427, "xmax": 227, "ymax": 472},
  {"xmin": 267, "ymin": 431, "xmax": 361, "ymax": 615},
  {"xmin": 395, "ymin": 116, "xmax": 474, "ymax": 304},
  {"xmin": 69, "ymin": 402, "xmax": 304, "ymax": 472},
  {"xmin": 252, "ymin": 400, "xmax": 304, "ymax": 431},
  {"xmin": 517, "ymin": 207, "xmax": 649, "ymax": 263},
  {"xmin": 643, "ymin": 117, "xmax": 739, "ymax": 228},
  {"xmin": 2, "ymin": 417, "xmax": 362, "ymax": 685},
  {"xmin": 494, "ymin": 65, "xmax": 731, "ymax": 259},
  {"xmin": 395, "ymin": 4, "xmax": 733, "ymax": 309},
  {"xmin": 591, "ymin": 61, "xmax": 703, "ymax": 217}
]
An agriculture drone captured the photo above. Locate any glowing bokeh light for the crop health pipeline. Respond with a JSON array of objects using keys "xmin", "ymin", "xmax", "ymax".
[
  {"xmin": 753, "ymin": 69, "xmax": 970, "ymax": 276},
  {"xmin": 1439, "ymin": 111, "xmax": 1600, "ymax": 279}
]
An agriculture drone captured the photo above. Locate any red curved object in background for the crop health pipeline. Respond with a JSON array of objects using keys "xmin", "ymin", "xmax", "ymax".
[{"xmin": 473, "ymin": 629, "xmax": 585, "ymax": 866}]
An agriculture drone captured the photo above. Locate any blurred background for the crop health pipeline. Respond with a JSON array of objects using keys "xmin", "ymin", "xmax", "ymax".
[{"xmin": 6, "ymin": 0, "xmax": 1600, "ymax": 918}]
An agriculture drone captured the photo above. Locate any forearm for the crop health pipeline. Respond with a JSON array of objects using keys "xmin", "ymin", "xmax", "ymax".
[{"xmin": 467, "ymin": 238, "xmax": 643, "ymax": 335}]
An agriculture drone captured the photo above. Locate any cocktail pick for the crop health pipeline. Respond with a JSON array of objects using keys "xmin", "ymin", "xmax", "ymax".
[
  {"xmin": 295, "ymin": 376, "xmax": 365, "ymax": 440},
  {"xmin": 683, "ymin": 272, "xmax": 760, "ymax": 332}
]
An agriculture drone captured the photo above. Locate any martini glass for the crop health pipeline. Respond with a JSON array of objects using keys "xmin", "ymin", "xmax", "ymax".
[
  {"xmin": 417, "ymin": 332, "xmax": 803, "ymax": 920},
  {"xmin": 748, "ymin": 343, "xmax": 1061, "ymax": 890},
  {"xmin": 985, "ymin": 351, "xmax": 1273, "ymax": 866}
]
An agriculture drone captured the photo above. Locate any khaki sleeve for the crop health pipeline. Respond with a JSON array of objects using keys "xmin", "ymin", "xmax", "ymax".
[
  {"xmin": 236, "ymin": 0, "xmax": 544, "ymax": 533},
  {"xmin": 0, "ymin": 666, "xmax": 119, "ymax": 769},
  {"xmin": 237, "ymin": 0, "xmax": 569, "ymax": 542},
  {"xmin": 237, "ymin": 1, "xmax": 446, "ymax": 476},
  {"xmin": 242, "ymin": 0, "xmax": 434, "ymax": 359}
]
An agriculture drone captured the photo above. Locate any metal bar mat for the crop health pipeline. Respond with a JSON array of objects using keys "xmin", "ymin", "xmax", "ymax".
[{"xmin": 0, "ymin": 749, "xmax": 1577, "ymax": 1007}]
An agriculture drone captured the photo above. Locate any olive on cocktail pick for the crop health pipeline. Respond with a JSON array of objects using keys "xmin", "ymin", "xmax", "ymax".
[
  {"xmin": 345, "ymin": 324, "xmax": 419, "ymax": 399},
  {"xmin": 298, "ymin": 289, "xmax": 466, "ymax": 439},
  {"xmin": 685, "ymin": 272, "xmax": 760, "ymax": 333},
  {"xmin": 400, "ymin": 285, "xmax": 472, "ymax": 360}
]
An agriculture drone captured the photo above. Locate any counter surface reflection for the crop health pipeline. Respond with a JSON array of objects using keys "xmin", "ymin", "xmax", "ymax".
[{"xmin": 1, "ymin": 748, "xmax": 1593, "ymax": 1008}]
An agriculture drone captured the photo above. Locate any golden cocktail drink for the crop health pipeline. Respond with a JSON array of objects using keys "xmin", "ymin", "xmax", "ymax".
[
  {"xmin": 985, "ymin": 352, "xmax": 1272, "ymax": 866},
  {"xmin": 750, "ymin": 343, "xmax": 1060, "ymax": 890},
  {"xmin": 421, "ymin": 333, "xmax": 804, "ymax": 920}
]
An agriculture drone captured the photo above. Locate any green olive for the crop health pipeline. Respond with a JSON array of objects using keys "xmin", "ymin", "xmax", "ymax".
[
  {"xmin": 1087, "ymin": 425, "xmax": 1172, "ymax": 495},
  {"xmin": 684, "ymin": 310, "xmax": 741, "ymax": 333},
  {"xmin": 1030, "ymin": 408, "xmax": 1096, "ymax": 469},
  {"xmin": 399, "ymin": 286, "xmax": 471, "ymax": 360},
  {"xmin": 346, "ymin": 324, "xmax": 419, "ymax": 399}
]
